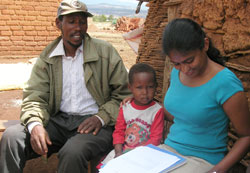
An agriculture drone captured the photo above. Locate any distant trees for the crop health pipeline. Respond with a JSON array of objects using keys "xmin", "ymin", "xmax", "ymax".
[{"xmin": 93, "ymin": 15, "xmax": 116, "ymax": 23}]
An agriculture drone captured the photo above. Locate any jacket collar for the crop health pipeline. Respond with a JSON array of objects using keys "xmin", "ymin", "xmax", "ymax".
[
  {"xmin": 83, "ymin": 33, "xmax": 99, "ymax": 63},
  {"xmin": 39, "ymin": 34, "xmax": 99, "ymax": 64}
]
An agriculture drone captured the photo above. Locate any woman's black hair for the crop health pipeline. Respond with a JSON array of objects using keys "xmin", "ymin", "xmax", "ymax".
[
  {"xmin": 129, "ymin": 63, "xmax": 158, "ymax": 87},
  {"xmin": 162, "ymin": 18, "xmax": 225, "ymax": 66}
]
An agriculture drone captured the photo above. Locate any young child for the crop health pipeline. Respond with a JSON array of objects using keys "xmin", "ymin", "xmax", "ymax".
[{"xmin": 98, "ymin": 63, "xmax": 164, "ymax": 167}]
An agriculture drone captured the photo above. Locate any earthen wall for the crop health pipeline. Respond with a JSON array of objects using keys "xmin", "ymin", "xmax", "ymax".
[{"xmin": 0, "ymin": 0, "xmax": 61, "ymax": 60}]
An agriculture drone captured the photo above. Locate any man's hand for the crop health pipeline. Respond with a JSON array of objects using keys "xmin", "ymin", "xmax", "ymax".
[
  {"xmin": 30, "ymin": 125, "xmax": 52, "ymax": 156},
  {"xmin": 77, "ymin": 116, "xmax": 102, "ymax": 135}
]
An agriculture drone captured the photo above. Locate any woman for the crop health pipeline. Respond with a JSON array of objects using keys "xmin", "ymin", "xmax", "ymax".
[{"xmin": 160, "ymin": 18, "xmax": 250, "ymax": 173}]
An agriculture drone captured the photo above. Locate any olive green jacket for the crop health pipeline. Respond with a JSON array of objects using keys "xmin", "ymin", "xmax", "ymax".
[{"xmin": 20, "ymin": 34, "xmax": 131, "ymax": 127}]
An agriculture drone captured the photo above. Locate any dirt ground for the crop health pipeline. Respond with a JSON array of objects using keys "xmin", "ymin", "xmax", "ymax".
[{"xmin": 0, "ymin": 22, "xmax": 137, "ymax": 172}]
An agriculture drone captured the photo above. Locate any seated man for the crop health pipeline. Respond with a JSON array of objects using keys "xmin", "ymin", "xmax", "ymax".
[{"xmin": 0, "ymin": 0, "xmax": 131, "ymax": 172}]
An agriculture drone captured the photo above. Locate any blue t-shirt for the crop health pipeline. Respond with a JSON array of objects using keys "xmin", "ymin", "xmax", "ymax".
[{"xmin": 164, "ymin": 67, "xmax": 243, "ymax": 165}]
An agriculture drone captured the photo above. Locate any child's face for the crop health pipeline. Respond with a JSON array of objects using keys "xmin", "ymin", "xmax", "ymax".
[{"xmin": 129, "ymin": 72, "xmax": 156, "ymax": 106}]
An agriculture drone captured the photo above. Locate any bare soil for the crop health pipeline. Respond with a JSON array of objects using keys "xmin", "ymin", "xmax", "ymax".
[{"xmin": 0, "ymin": 23, "xmax": 137, "ymax": 172}]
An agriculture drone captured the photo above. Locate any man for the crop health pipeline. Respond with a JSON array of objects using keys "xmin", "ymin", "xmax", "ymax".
[{"xmin": 0, "ymin": 0, "xmax": 131, "ymax": 172}]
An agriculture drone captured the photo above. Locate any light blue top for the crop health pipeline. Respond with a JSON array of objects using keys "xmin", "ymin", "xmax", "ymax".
[{"xmin": 164, "ymin": 67, "xmax": 243, "ymax": 165}]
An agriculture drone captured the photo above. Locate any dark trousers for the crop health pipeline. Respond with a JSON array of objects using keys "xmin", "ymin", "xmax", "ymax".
[{"xmin": 0, "ymin": 112, "xmax": 113, "ymax": 173}]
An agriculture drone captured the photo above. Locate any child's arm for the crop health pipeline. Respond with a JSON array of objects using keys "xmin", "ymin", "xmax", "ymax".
[
  {"xmin": 144, "ymin": 108, "xmax": 165, "ymax": 146},
  {"xmin": 114, "ymin": 144, "xmax": 123, "ymax": 158}
]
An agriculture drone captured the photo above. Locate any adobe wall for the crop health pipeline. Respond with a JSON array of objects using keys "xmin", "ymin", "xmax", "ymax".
[
  {"xmin": 0, "ymin": 0, "xmax": 61, "ymax": 60},
  {"xmin": 138, "ymin": 0, "xmax": 250, "ymax": 107}
]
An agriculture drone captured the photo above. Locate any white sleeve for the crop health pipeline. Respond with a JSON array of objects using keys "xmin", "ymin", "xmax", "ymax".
[{"xmin": 27, "ymin": 121, "xmax": 42, "ymax": 134}]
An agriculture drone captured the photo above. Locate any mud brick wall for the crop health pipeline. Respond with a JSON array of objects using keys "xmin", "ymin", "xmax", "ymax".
[
  {"xmin": 0, "ymin": 0, "xmax": 61, "ymax": 60},
  {"xmin": 137, "ymin": 0, "xmax": 169, "ymax": 102},
  {"xmin": 137, "ymin": 0, "xmax": 250, "ymax": 108}
]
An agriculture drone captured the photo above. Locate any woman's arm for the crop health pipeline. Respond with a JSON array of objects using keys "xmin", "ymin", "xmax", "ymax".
[
  {"xmin": 209, "ymin": 92, "xmax": 250, "ymax": 173},
  {"xmin": 163, "ymin": 107, "xmax": 174, "ymax": 123}
]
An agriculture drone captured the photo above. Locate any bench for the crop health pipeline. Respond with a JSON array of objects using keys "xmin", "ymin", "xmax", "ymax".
[
  {"xmin": 0, "ymin": 120, "xmax": 96, "ymax": 173},
  {"xmin": 0, "ymin": 120, "xmax": 20, "ymax": 132}
]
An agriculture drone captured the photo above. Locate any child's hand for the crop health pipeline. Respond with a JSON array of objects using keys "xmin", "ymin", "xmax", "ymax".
[
  {"xmin": 114, "ymin": 143, "xmax": 123, "ymax": 158},
  {"xmin": 114, "ymin": 152, "xmax": 122, "ymax": 158},
  {"xmin": 120, "ymin": 96, "xmax": 133, "ymax": 107}
]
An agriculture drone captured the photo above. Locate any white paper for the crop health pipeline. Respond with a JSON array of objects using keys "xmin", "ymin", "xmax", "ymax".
[{"xmin": 99, "ymin": 146, "xmax": 180, "ymax": 173}]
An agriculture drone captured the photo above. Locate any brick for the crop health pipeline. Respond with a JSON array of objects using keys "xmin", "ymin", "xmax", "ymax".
[
  {"xmin": 0, "ymin": 50, "xmax": 10, "ymax": 56},
  {"xmin": 13, "ymin": 31, "xmax": 25, "ymax": 36},
  {"xmin": 47, "ymin": 36, "xmax": 58, "ymax": 42},
  {"xmin": 23, "ymin": 36, "xmax": 34, "ymax": 41},
  {"xmin": 37, "ymin": 31, "xmax": 49, "ymax": 36},
  {"xmin": 1, "ymin": 31, "xmax": 12, "ymax": 36},
  {"xmin": 35, "ymin": 46, "xmax": 46, "ymax": 51},
  {"xmin": 24, "ymin": 46, "xmax": 36, "ymax": 51},
  {"xmin": 23, "ymin": 26, "xmax": 35, "ymax": 31},
  {"xmin": 25, "ymin": 42, "xmax": 37, "ymax": 46},
  {"xmin": 6, "ymin": 21, "xmax": 19, "ymax": 26},
  {"xmin": 28, "ymin": 11, "xmax": 40, "ymax": 16},
  {"xmin": 0, "ymin": 21, "xmax": 7, "ymax": 25},
  {"xmin": 0, "ymin": 15, "xmax": 12, "ymax": 21},
  {"xmin": 10, "ymin": 26, "xmax": 22, "ymax": 31},
  {"xmin": 0, "ymin": 5, "xmax": 7, "ymax": 10},
  {"xmin": 49, "ymin": 31, "xmax": 60, "ymax": 36},
  {"xmin": 12, "ymin": 41, "xmax": 25, "ymax": 46},
  {"xmin": 10, "ymin": 36, "xmax": 22, "ymax": 41},
  {"xmin": 15, "ymin": 10, "xmax": 28, "ymax": 16},
  {"xmin": 0, "ymin": 41, "xmax": 12, "ymax": 46},
  {"xmin": 0, "ymin": 36, "xmax": 9, "ymax": 41},
  {"xmin": 40, "ymin": 2, "xmax": 51, "ymax": 7},
  {"xmin": 15, "ymin": 1, "xmax": 26, "ymax": 5},
  {"xmin": 37, "ymin": 41, "xmax": 48, "ymax": 46},
  {"xmin": 25, "ymin": 31, "xmax": 37, "ymax": 36},
  {"xmin": 35, "ymin": 26, "xmax": 46, "ymax": 31},
  {"xmin": 11, "ymin": 15, "xmax": 25, "ymax": 20},
  {"xmin": 34, "ymin": 6, "xmax": 47, "ymax": 11},
  {"xmin": 41, "ymin": 21, "xmax": 52, "ymax": 26},
  {"xmin": 22, "ymin": 6, "xmax": 34, "ymax": 11},
  {"xmin": 34, "ymin": 36, "xmax": 46, "ymax": 41},
  {"xmin": 24, "ymin": 1, "xmax": 37, "ymax": 6},
  {"xmin": 10, "ymin": 46, "xmax": 23, "ymax": 51},
  {"xmin": 40, "ymin": 11, "xmax": 54, "ymax": 17},
  {"xmin": 19, "ymin": 21, "xmax": 32, "ymax": 26},
  {"xmin": 2, "ymin": 10, "xmax": 15, "ymax": 15},
  {"xmin": 47, "ymin": 17, "xmax": 57, "ymax": 23},
  {"xmin": 11, "ymin": 51, "xmax": 24, "ymax": 55},
  {"xmin": 0, "ymin": 47, "xmax": 9, "ymax": 51},
  {"xmin": 25, "ymin": 16, "xmax": 36, "ymax": 21},
  {"xmin": 8, "ymin": 5, "xmax": 22, "ymax": 10},
  {"xmin": 37, "ymin": 16, "xmax": 48, "ymax": 21},
  {"xmin": 1, "ymin": 0, "xmax": 12, "ymax": 5},
  {"xmin": 0, "ymin": 26, "xmax": 11, "ymax": 31},
  {"xmin": 15, "ymin": 51, "xmax": 28, "ymax": 55},
  {"xmin": 46, "ymin": 7, "xmax": 57, "ymax": 12},
  {"xmin": 47, "ymin": 26, "xmax": 57, "ymax": 31},
  {"xmin": 31, "ymin": 21, "xmax": 43, "ymax": 26}
]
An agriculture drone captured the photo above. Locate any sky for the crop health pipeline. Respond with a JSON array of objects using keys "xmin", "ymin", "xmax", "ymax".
[{"xmin": 81, "ymin": 0, "xmax": 148, "ymax": 10}]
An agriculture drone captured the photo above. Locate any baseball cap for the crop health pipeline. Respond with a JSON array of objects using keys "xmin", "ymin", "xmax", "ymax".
[{"xmin": 57, "ymin": 0, "xmax": 93, "ymax": 17}]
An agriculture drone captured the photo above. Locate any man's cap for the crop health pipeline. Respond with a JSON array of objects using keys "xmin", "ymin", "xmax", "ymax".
[{"xmin": 57, "ymin": 0, "xmax": 93, "ymax": 17}]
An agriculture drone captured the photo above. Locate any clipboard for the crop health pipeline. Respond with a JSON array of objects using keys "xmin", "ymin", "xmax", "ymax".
[{"xmin": 99, "ymin": 144, "xmax": 186, "ymax": 173}]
